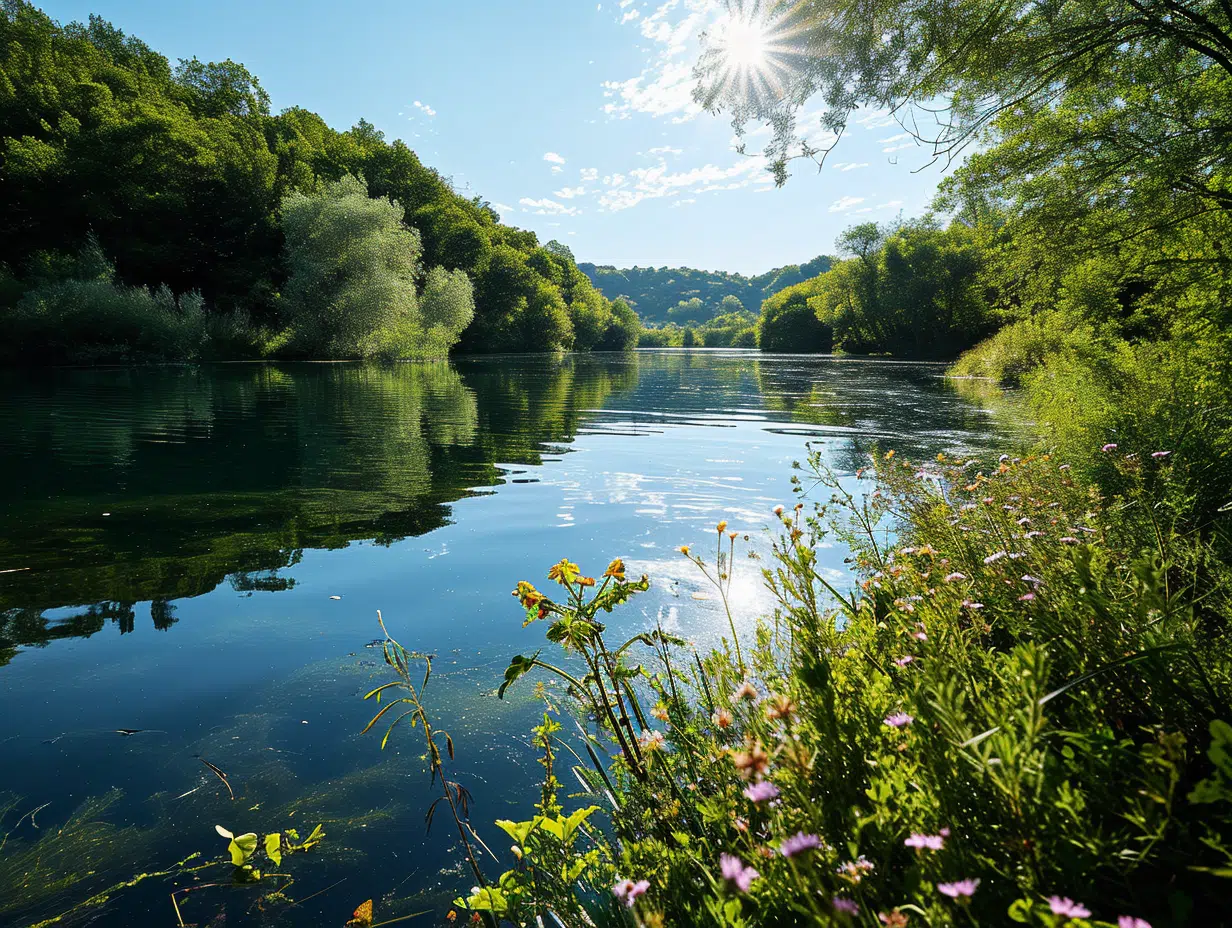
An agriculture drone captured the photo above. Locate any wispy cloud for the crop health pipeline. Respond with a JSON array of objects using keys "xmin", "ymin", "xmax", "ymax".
[
  {"xmin": 878, "ymin": 133, "xmax": 912, "ymax": 145},
  {"xmin": 671, "ymin": 198, "xmax": 697, "ymax": 207},
  {"xmin": 829, "ymin": 196, "xmax": 866, "ymax": 213},
  {"xmin": 833, "ymin": 162, "xmax": 870, "ymax": 172},
  {"xmin": 554, "ymin": 186, "xmax": 586, "ymax": 199},
  {"xmin": 883, "ymin": 142, "xmax": 916, "ymax": 153},
  {"xmin": 519, "ymin": 196, "xmax": 580, "ymax": 216},
  {"xmin": 412, "ymin": 100, "xmax": 436, "ymax": 117},
  {"xmin": 649, "ymin": 145, "xmax": 684, "ymax": 155},
  {"xmin": 543, "ymin": 152, "xmax": 567, "ymax": 165},
  {"xmin": 492, "ymin": 202, "xmax": 516, "ymax": 214},
  {"xmin": 621, "ymin": 8, "xmax": 640, "ymax": 23}
]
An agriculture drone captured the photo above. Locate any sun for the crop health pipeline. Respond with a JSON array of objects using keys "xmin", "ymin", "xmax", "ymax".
[{"xmin": 719, "ymin": 15, "xmax": 770, "ymax": 73}]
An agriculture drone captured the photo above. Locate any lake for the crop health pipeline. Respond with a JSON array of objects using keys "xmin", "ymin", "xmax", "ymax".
[{"xmin": 0, "ymin": 351, "xmax": 1016, "ymax": 927}]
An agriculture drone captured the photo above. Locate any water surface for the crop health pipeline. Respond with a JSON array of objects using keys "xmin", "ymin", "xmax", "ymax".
[{"xmin": 0, "ymin": 351, "xmax": 1015, "ymax": 926}]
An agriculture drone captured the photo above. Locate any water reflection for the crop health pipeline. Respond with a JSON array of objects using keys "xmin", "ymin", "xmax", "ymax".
[{"xmin": 0, "ymin": 352, "xmax": 1014, "ymax": 666}]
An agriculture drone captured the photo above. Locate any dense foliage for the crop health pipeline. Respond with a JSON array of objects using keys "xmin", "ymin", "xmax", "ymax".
[
  {"xmin": 0, "ymin": 2, "xmax": 637, "ymax": 363},
  {"xmin": 581, "ymin": 255, "xmax": 830, "ymax": 326}
]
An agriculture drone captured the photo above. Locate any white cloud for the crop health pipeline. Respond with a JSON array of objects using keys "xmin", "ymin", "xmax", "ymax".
[
  {"xmin": 412, "ymin": 100, "xmax": 437, "ymax": 117},
  {"xmin": 671, "ymin": 198, "xmax": 697, "ymax": 207},
  {"xmin": 649, "ymin": 145, "xmax": 683, "ymax": 155},
  {"xmin": 596, "ymin": 155, "xmax": 769, "ymax": 211},
  {"xmin": 879, "ymin": 132, "xmax": 912, "ymax": 144},
  {"xmin": 829, "ymin": 196, "xmax": 866, "ymax": 213},
  {"xmin": 876, "ymin": 199, "xmax": 904, "ymax": 210},
  {"xmin": 833, "ymin": 162, "xmax": 870, "ymax": 172},
  {"xmin": 551, "ymin": 165, "xmax": 564, "ymax": 174},
  {"xmin": 554, "ymin": 186, "xmax": 586, "ymax": 199},
  {"xmin": 883, "ymin": 142, "xmax": 917, "ymax": 153},
  {"xmin": 519, "ymin": 197, "xmax": 580, "ymax": 216},
  {"xmin": 492, "ymin": 202, "xmax": 516, "ymax": 214},
  {"xmin": 543, "ymin": 152, "xmax": 567, "ymax": 165},
  {"xmin": 621, "ymin": 8, "xmax": 640, "ymax": 22},
  {"xmin": 856, "ymin": 109, "xmax": 897, "ymax": 130},
  {"xmin": 580, "ymin": 168, "xmax": 599, "ymax": 182}
]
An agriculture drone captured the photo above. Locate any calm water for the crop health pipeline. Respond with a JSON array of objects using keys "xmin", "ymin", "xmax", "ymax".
[{"xmin": 0, "ymin": 351, "xmax": 1015, "ymax": 927}]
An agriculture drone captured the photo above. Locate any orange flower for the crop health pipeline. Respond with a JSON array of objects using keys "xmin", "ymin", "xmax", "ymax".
[
  {"xmin": 547, "ymin": 559, "xmax": 580, "ymax": 586},
  {"xmin": 712, "ymin": 709, "xmax": 733, "ymax": 728},
  {"xmin": 679, "ymin": 545, "xmax": 691, "ymax": 556},
  {"xmin": 716, "ymin": 520, "xmax": 729, "ymax": 533},
  {"xmin": 446, "ymin": 912, "xmax": 457, "ymax": 923},
  {"xmin": 604, "ymin": 558, "xmax": 626, "ymax": 580},
  {"xmin": 765, "ymin": 694, "xmax": 797, "ymax": 721},
  {"xmin": 731, "ymin": 738, "xmax": 770, "ymax": 780},
  {"xmin": 578, "ymin": 576, "xmax": 596, "ymax": 587}
]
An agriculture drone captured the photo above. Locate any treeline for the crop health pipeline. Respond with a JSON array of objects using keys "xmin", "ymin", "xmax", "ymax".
[
  {"xmin": 0, "ymin": 3, "xmax": 639, "ymax": 364},
  {"xmin": 580, "ymin": 255, "xmax": 829, "ymax": 326}
]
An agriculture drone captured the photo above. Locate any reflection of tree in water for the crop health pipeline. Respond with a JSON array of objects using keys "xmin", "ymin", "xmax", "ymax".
[{"xmin": 0, "ymin": 359, "xmax": 639, "ymax": 664}]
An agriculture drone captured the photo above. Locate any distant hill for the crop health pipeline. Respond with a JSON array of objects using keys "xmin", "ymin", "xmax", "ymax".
[{"xmin": 578, "ymin": 256, "xmax": 832, "ymax": 325}]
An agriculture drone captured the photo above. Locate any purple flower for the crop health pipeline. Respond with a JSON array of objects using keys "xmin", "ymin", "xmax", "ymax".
[
  {"xmin": 832, "ymin": 897, "xmax": 860, "ymax": 916},
  {"xmin": 884, "ymin": 712, "xmax": 913, "ymax": 729},
  {"xmin": 961, "ymin": 600, "xmax": 984, "ymax": 610},
  {"xmin": 743, "ymin": 780, "xmax": 780, "ymax": 803},
  {"xmin": 944, "ymin": 572, "xmax": 967, "ymax": 582},
  {"xmin": 894, "ymin": 655, "xmax": 915, "ymax": 667},
  {"xmin": 984, "ymin": 551, "xmax": 1007, "ymax": 564},
  {"xmin": 1022, "ymin": 574, "xmax": 1044, "ymax": 585},
  {"xmin": 1118, "ymin": 918, "xmax": 1151, "ymax": 928},
  {"xmin": 1151, "ymin": 451, "xmax": 1172, "ymax": 459},
  {"xmin": 912, "ymin": 628, "xmax": 928, "ymax": 641},
  {"xmin": 904, "ymin": 832, "xmax": 945, "ymax": 850},
  {"xmin": 612, "ymin": 878, "xmax": 650, "ymax": 908},
  {"xmin": 1102, "ymin": 443, "xmax": 1118, "ymax": 452},
  {"xmin": 1049, "ymin": 897, "xmax": 1091, "ymax": 918},
  {"xmin": 719, "ymin": 853, "xmax": 759, "ymax": 893},
  {"xmin": 779, "ymin": 832, "xmax": 823, "ymax": 857},
  {"xmin": 937, "ymin": 878, "xmax": 980, "ymax": 900},
  {"xmin": 1018, "ymin": 593, "xmax": 1035, "ymax": 601}
]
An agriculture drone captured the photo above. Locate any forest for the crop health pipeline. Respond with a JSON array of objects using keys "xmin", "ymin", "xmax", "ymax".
[{"xmin": 0, "ymin": 3, "xmax": 639, "ymax": 364}]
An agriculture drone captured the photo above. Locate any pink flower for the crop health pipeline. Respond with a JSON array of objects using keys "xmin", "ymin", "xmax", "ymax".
[
  {"xmin": 1102, "ymin": 443, "xmax": 1118, "ymax": 452},
  {"xmin": 612, "ymin": 878, "xmax": 650, "ymax": 908},
  {"xmin": 894, "ymin": 655, "xmax": 915, "ymax": 667},
  {"xmin": 719, "ymin": 854, "xmax": 759, "ymax": 893},
  {"xmin": 884, "ymin": 712, "xmax": 913, "ymax": 729},
  {"xmin": 743, "ymin": 781, "xmax": 780, "ymax": 803},
  {"xmin": 1151, "ymin": 451, "xmax": 1171, "ymax": 459},
  {"xmin": 944, "ymin": 572, "xmax": 967, "ymax": 582},
  {"xmin": 779, "ymin": 832, "xmax": 823, "ymax": 857},
  {"xmin": 904, "ymin": 832, "xmax": 945, "ymax": 850},
  {"xmin": 1060, "ymin": 536, "xmax": 1080, "ymax": 544},
  {"xmin": 1118, "ymin": 918, "xmax": 1151, "ymax": 928},
  {"xmin": 1018, "ymin": 593, "xmax": 1035, "ymax": 601},
  {"xmin": 912, "ymin": 626, "xmax": 928, "ymax": 641},
  {"xmin": 984, "ymin": 551, "xmax": 1007, "ymax": 564},
  {"xmin": 837, "ymin": 857, "xmax": 875, "ymax": 882},
  {"xmin": 961, "ymin": 600, "xmax": 984, "ymax": 610},
  {"xmin": 1024, "ymin": 531, "xmax": 1045, "ymax": 538},
  {"xmin": 937, "ymin": 878, "xmax": 980, "ymax": 900},
  {"xmin": 734, "ymin": 679, "xmax": 759, "ymax": 702},
  {"xmin": 832, "ymin": 897, "xmax": 860, "ymax": 916},
  {"xmin": 1049, "ymin": 897, "xmax": 1091, "ymax": 918}
]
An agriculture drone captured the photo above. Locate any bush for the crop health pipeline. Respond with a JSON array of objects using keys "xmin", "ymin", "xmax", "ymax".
[
  {"xmin": 950, "ymin": 310, "xmax": 1113, "ymax": 387},
  {"xmin": 757, "ymin": 289, "xmax": 831, "ymax": 352}
]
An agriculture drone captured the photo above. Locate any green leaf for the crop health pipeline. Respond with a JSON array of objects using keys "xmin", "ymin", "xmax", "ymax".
[
  {"xmin": 264, "ymin": 832, "xmax": 282, "ymax": 867},
  {"xmin": 535, "ymin": 815, "xmax": 565, "ymax": 841},
  {"xmin": 228, "ymin": 832, "xmax": 258, "ymax": 866},
  {"xmin": 303, "ymin": 823, "xmax": 325, "ymax": 849},
  {"xmin": 495, "ymin": 818, "xmax": 536, "ymax": 845},
  {"xmin": 1008, "ymin": 898, "xmax": 1033, "ymax": 922},
  {"xmin": 561, "ymin": 805, "xmax": 601, "ymax": 844},
  {"xmin": 498, "ymin": 651, "xmax": 541, "ymax": 699},
  {"xmin": 465, "ymin": 886, "xmax": 508, "ymax": 914}
]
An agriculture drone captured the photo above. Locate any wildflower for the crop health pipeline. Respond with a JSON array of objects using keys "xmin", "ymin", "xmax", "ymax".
[
  {"xmin": 885, "ymin": 450, "xmax": 896, "ymax": 460},
  {"xmin": 765, "ymin": 694, "xmax": 797, "ymax": 720},
  {"xmin": 513, "ymin": 581, "xmax": 547, "ymax": 607},
  {"xmin": 734, "ymin": 679, "xmax": 759, "ymax": 701},
  {"xmin": 716, "ymin": 520, "xmax": 728, "ymax": 533},
  {"xmin": 944, "ymin": 572, "xmax": 967, "ymax": 582},
  {"xmin": 511, "ymin": 844, "xmax": 523, "ymax": 860},
  {"xmin": 904, "ymin": 833, "xmax": 945, "ymax": 851},
  {"xmin": 884, "ymin": 712, "xmax": 913, "ymax": 729},
  {"xmin": 894, "ymin": 655, "xmax": 915, "ymax": 667},
  {"xmin": 638, "ymin": 730, "xmax": 666, "ymax": 752},
  {"xmin": 773, "ymin": 505, "xmax": 784, "ymax": 516},
  {"xmin": 1118, "ymin": 918, "xmax": 1151, "ymax": 928},
  {"xmin": 446, "ymin": 912, "xmax": 457, "ymax": 923},
  {"xmin": 729, "ymin": 531, "xmax": 738, "ymax": 540},
  {"xmin": 837, "ymin": 857, "xmax": 875, "ymax": 882},
  {"xmin": 912, "ymin": 625, "xmax": 928, "ymax": 641},
  {"xmin": 734, "ymin": 817, "xmax": 748, "ymax": 832},
  {"xmin": 577, "ymin": 575, "xmax": 596, "ymax": 587},
  {"xmin": 1151, "ymin": 450, "xmax": 1171, "ymax": 458},
  {"xmin": 719, "ymin": 853, "xmax": 759, "ymax": 893},
  {"xmin": 650, "ymin": 704, "xmax": 670, "ymax": 722},
  {"xmin": 1049, "ymin": 897, "xmax": 1091, "ymax": 919},
  {"xmin": 470, "ymin": 915, "xmax": 482, "ymax": 925},
  {"xmin": 1022, "ymin": 574, "xmax": 1043, "ymax": 585},
  {"xmin": 547, "ymin": 560, "xmax": 580, "ymax": 586},
  {"xmin": 937, "ymin": 878, "xmax": 980, "ymax": 900},
  {"xmin": 604, "ymin": 558, "xmax": 626, "ymax": 580},
  {"xmin": 999, "ymin": 454, "xmax": 1010, "ymax": 463},
  {"xmin": 961, "ymin": 600, "xmax": 984, "ymax": 610},
  {"xmin": 712, "ymin": 709, "xmax": 734, "ymax": 728},
  {"xmin": 612, "ymin": 878, "xmax": 650, "ymax": 908},
  {"xmin": 1024, "ymin": 530, "xmax": 1045, "ymax": 539},
  {"xmin": 731, "ymin": 738, "xmax": 770, "ymax": 779},
  {"xmin": 1059, "ymin": 536, "xmax": 1080, "ymax": 544},
  {"xmin": 833, "ymin": 897, "xmax": 860, "ymax": 916},
  {"xmin": 678, "ymin": 545, "xmax": 690, "ymax": 556},
  {"xmin": 1059, "ymin": 463, "xmax": 1071, "ymax": 470},
  {"xmin": 779, "ymin": 831, "xmax": 823, "ymax": 857},
  {"xmin": 743, "ymin": 780, "xmax": 780, "ymax": 803},
  {"xmin": 1102, "ymin": 443, "xmax": 1118, "ymax": 452},
  {"xmin": 880, "ymin": 911, "xmax": 909, "ymax": 927},
  {"xmin": 1019, "ymin": 593, "xmax": 1036, "ymax": 602},
  {"xmin": 1016, "ymin": 517, "xmax": 1031, "ymax": 525},
  {"xmin": 984, "ymin": 551, "xmax": 1007, "ymax": 565}
]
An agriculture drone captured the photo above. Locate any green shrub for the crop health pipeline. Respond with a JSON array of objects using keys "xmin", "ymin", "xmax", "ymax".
[{"xmin": 950, "ymin": 310, "xmax": 1112, "ymax": 386}]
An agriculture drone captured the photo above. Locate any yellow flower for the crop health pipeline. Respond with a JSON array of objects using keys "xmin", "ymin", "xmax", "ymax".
[
  {"xmin": 578, "ymin": 576, "xmax": 596, "ymax": 587},
  {"xmin": 547, "ymin": 559, "xmax": 580, "ymax": 586},
  {"xmin": 678, "ymin": 545, "xmax": 690, "ymax": 556},
  {"xmin": 651, "ymin": 704, "xmax": 670, "ymax": 722},
  {"xmin": 885, "ymin": 449, "xmax": 896, "ymax": 459},
  {"xmin": 513, "ymin": 581, "xmax": 546, "ymax": 607},
  {"xmin": 716, "ymin": 520, "xmax": 728, "ymax": 533},
  {"xmin": 604, "ymin": 558, "xmax": 626, "ymax": 580}
]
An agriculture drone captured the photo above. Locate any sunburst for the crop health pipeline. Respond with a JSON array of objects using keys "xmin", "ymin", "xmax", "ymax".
[{"xmin": 706, "ymin": 3, "xmax": 804, "ymax": 106}]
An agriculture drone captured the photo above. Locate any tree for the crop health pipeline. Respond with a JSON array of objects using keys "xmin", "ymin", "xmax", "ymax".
[{"xmin": 280, "ymin": 175, "xmax": 425, "ymax": 358}]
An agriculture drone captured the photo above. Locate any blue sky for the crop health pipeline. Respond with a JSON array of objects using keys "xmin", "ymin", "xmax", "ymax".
[{"xmin": 39, "ymin": 0, "xmax": 955, "ymax": 274}]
